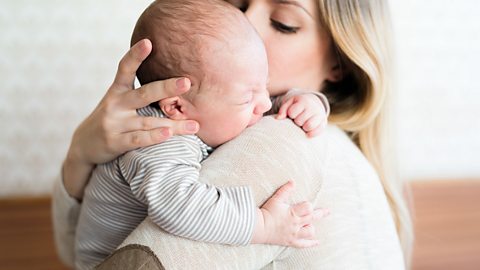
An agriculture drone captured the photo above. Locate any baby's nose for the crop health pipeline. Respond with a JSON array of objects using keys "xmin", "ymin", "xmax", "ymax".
[{"xmin": 255, "ymin": 92, "xmax": 272, "ymax": 114}]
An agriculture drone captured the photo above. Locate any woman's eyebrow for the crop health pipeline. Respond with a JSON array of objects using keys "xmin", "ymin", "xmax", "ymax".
[{"xmin": 274, "ymin": 0, "xmax": 313, "ymax": 18}]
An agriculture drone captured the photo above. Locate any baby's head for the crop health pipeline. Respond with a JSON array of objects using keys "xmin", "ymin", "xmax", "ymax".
[{"xmin": 131, "ymin": 0, "xmax": 271, "ymax": 147}]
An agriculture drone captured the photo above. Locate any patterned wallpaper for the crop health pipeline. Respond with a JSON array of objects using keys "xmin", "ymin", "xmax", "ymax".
[
  {"xmin": 1, "ymin": 0, "xmax": 479, "ymax": 197},
  {"xmin": 0, "ymin": 0, "xmax": 152, "ymax": 197}
]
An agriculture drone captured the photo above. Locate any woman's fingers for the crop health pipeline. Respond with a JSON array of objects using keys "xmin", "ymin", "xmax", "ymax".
[
  {"xmin": 113, "ymin": 39, "xmax": 152, "ymax": 90},
  {"xmin": 120, "ymin": 77, "xmax": 191, "ymax": 110},
  {"xmin": 116, "ymin": 120, "xmax": 199, "ymax": 152},
  {"xmin": 169, "ymin": 119, "xmax": 200, "ymax": 135},
  {"xmin": 124, "ymin": 115, "xmax": 199, "ymax": 134},
  {"xmin": 117, "ymin": 128, "xmax": 174, "ymax": 152},
  {"xmin": 111, "ymin": 39, "xmax": 193, "ymax": 109}
]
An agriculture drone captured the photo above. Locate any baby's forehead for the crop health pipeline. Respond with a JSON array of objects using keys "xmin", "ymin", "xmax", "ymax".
[
  {"xmin": 201, "ymin": 32, "xmax": 267, "ymax": 86},
  {"xmin": 200, "ymin": 62, "xmax": 266, "ymax": 102}
]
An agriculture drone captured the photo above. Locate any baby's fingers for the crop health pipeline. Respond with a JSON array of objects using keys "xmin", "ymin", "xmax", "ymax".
[
  {"xmin": 303, "ymin": 115, "xmax": 323, "ymax": 132},
  {"xmin": 313, "ymin": 208, "xmax": 330, "ymax": 219},
  {"xmin": 298, "ymin": 208, "xmax": 330, "ymax": 225},
  {"xmin": 294, "ymin": 111, "xmax": 313, "ymax": 128},
  {"xmin": 287, "ymin": 102, "xmax": 305, "ymax": 120},
  {"xmin": 292, "ymin": 201, "xmax": 313, "ymax": 217},
  {"xmin": 291, "ymin": 238, "xmax": 320, "ymax": 248},
  {"xmin": 307, "ymin": 128, "xmax": 323, "ymax": 138},
  {"xmin": 305, "ymin": 117, "xmax": 327, "ymax": 138},
  {"xmin": 276, "ymin": 98, "xmax": 295, "ymax": 120},
  {"xmin": 297, "ymin": 224, "xmax": 316, "ymax": 239},
  {"xmin": 270, "ymin": 181, "xmax": 295, "ymax": 202}
]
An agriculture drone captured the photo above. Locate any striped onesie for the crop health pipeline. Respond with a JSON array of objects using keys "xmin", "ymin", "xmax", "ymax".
[{"xmin": 74, "ymin": 106, "xmax": 255, "ymax": 270}]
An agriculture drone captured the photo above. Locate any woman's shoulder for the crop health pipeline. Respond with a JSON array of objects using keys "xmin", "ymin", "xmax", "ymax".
[
  {"xmin": 208, "ymin": 116, "xmax": 378, "ymax": 188},
  {"xmin": 237, "ymin": 116, "xmax": 373, "ymax": 171}
]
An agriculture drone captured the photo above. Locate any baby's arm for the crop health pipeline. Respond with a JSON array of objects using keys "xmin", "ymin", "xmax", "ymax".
[
  {"xmin": 270, "ymin": 89, "xmax": 330, "ymax": 137},
  {"xmin": 120, "ymin": 136, "xmax": 323, "ymax": 247}
]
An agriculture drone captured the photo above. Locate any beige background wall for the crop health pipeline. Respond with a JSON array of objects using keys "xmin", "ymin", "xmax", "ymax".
[
  {"xmin": 1, "ymin": 0, "xmax": 479, "ymax": 197},
  {"xmin": 390, "ymin": 0, "xmax": 480, "ymax": 180}
]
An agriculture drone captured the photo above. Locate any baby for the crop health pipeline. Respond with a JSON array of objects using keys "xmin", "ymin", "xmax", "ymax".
[{"xmin": 75, "ymin": 0, "xmax": 329, "ymax": 269}]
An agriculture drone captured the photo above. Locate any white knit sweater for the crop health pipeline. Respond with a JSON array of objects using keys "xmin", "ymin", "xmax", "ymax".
[{"xmin": 52, "ymin": 116, "xmax": 405, "ymax": 269}]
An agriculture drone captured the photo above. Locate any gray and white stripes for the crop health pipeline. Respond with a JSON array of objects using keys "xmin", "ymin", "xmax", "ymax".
[{"xmin": 74, "ymin": 106, "xmax": 255, "ymax": 270}]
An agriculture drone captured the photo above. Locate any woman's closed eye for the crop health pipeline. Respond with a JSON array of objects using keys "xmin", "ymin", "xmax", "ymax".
[{"xmin": 270, "ymin": 19, "xmax": 300, "ymax": 34}]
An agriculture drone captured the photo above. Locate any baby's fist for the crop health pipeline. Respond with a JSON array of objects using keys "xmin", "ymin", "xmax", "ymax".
[{"xmin": 277, "ymin": 92, "xmax": 329, "ymax": 137}]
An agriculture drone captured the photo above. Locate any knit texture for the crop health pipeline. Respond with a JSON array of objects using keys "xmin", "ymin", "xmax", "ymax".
[{"xmin": 117, "ymin": 117, "xmax": 405, "ymax": 269}]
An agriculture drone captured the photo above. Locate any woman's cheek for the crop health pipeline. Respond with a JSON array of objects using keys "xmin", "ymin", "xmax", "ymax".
[{"xmin": 266, "ymin": 43, "xmax": 299, "ymax": 95}]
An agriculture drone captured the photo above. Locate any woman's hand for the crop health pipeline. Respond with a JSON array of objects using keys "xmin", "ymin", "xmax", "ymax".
[{"xmin": 63, "ymin": 39, "xmax": 199, "ymax": 200}]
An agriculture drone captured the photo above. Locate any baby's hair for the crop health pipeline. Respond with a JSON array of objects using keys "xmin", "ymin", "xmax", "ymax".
[{"xmin": 131, "ymin": 0, "xmax": 252, "ymax": 93}]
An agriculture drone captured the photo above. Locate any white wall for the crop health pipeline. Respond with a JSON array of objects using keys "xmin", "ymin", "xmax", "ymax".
[
  {"xmin": 1, "ymin": 0, "xmax": 479, "ymax": 197},
  {"xmin": 0, "ymin": 0, "xmax": 152, "ymax": 197},
  {"xmin": 390, "ymin": 0, "xmax": 480, "ymax": 180}
]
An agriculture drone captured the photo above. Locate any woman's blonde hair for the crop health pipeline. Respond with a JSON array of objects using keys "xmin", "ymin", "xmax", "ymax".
[{"xmin": 318, "ymin": 0, "xmax": 414, "ymax": 265}]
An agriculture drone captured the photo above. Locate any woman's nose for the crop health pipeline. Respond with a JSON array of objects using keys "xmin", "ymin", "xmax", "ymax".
[{"xmin": 244, "ymin": 1, "xmax": 268, "ymax": 40}]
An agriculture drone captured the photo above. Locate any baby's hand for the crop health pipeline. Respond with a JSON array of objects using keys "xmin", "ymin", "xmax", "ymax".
[
  {"xmin": 250, "ymin": 181, "xmax": 329, "ymax": 248},
  {"xmin": 276, "ymin": 93, "xmax": 329, "ymax": 137}
]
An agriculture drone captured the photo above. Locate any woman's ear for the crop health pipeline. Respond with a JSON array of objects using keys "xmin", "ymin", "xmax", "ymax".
[
  {"xmin": 326, "ymin": 63, "xmax": 345, "ymax": 83},
  {"xmin": 325, "ymin": 45, "xmax": 349, "ymax": 83},
  {"xmin": 159, "ymin": 96, "xmax": 191, "ymax": 120}
]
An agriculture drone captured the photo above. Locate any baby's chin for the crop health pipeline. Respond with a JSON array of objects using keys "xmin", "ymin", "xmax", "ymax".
[
  {"xmin": 202, "ymin": 117, "xmax": 264, "ymax": 147},
  {"xmin": 199, "ymin": 134, "xmax": 234, "ymax": 148},
  {"xmin": 204, "ymin": 130, "xmax": 246, "ymax": 148}
]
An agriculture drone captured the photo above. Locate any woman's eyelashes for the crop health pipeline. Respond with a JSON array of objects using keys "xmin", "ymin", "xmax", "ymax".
[
  {"xmin": 270, "ymin": 19, "xmax": 300, "ymax": 34},
  {"xmin": 225, "ymin": 1, "xmax": 300, "ymax": 34}
]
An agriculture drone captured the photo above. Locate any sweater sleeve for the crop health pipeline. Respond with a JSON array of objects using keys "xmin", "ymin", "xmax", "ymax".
[
  {"xmin": 119, "ymin": 136, "xmax": 256, "ymax": 246},
  {"xmin": 51, "ymin": 173, "xmax": 81, "ymax": 268}
]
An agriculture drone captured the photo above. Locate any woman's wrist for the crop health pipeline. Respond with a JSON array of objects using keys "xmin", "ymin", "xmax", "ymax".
[{"xmin": 62, "ymin": 142, "xmax": 94, "ymax": 201}]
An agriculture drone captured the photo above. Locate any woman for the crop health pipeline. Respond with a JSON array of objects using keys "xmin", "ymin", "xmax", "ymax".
[{"xmin": 53, "ymin": 0, "xmax": 413, "ymax": 268}]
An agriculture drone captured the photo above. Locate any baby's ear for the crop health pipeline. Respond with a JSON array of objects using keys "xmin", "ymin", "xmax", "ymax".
[{"xmin": 159, "ymin": 96, "xmax": 191, "ymax": 120}]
